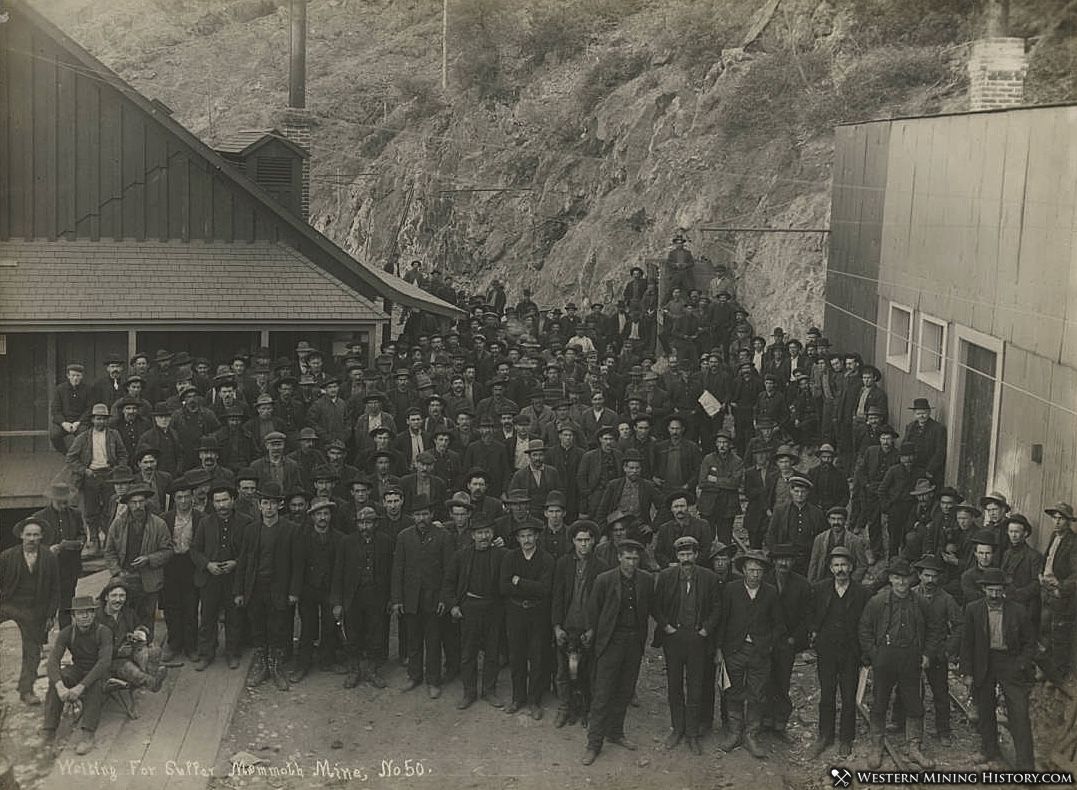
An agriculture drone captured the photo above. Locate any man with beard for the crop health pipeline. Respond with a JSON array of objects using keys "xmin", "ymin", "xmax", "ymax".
[
  {"xmin": 333, "ymin": 506, "xmax": 391, "ymax": 689},
  {"xmin": 766, "ymin": 545, "xmax": 812, "ymax": 739},
  {"xmin": 582, "ymin": 538, "xmax": 654, "ymax": 765},
  {"xmin": 654, "ymin": 490, "xmax": 710, "ymax": 568},
  {"xmin": 161, "ymin": 477, "xmax": 201, "ymax": 663},
  {"xmin": 392, "ymin": 495, "xmax": 454, "ymax": 698},
  {"xmin": 31, "ymin": 482, "xmax": 83, "ymax": 630},
  {"xmin": 0, "ymin": 519, "xmax": 60, "ymax": 706},
  {"xmin": 500, "ymin": 518, "xmax": 556, "ymax": 719},
  {"xmin": 654, "ymin": 536, "xmax": 720, "ymax": 755},
  {"xmin": 444, "ymin": 513, "xmax": 508, "ymax": 710},
  {"xmin": 808, "ymin": 547, "xmax": 870, "ymax": 760},
  {"xmin": 103, "ymin": 484, "xmax": 173, "ymax": 637},
  {"xmin": 191, "ymin": 483, "xmax": 251, "ymax": 671},
  {"xmin": 235, "ymin": 481, "xmax": 299, "ymax": 691}
]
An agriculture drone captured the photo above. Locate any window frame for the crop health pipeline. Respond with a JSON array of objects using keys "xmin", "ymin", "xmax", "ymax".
[
  {"xmin": 916, "ymin": 312, "xmax": 948, "ymax": 391},
  {"xmin": 885, "ymin": 301, "xmax": 914, "ymax": 373}
]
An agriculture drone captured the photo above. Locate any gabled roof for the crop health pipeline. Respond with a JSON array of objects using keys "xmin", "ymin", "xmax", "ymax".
[
  {"xmin": 0, "ymin": 240, "xmax": 385, "ymax": 326},
  {"xmin": 13, "ymin": 0, "xmax": 463, "ymax": 319},
  {"xmin": 214, "ymin": 129, "xmax": 310, "ymax": 159}
]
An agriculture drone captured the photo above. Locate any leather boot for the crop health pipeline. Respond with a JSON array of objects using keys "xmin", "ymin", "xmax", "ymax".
[
  {"xmin": 247, "ymin": 648, "xmax": 269, "ymax": 687},
  {"xmin": 867, "ymin": 735, "xmax": 886, "ymax": 770},
  {"xmin": 270, "ymin": 649, "xmax": 290, "ymax": 692},
  {"xmin": 904, "ymin": 719, "xmax": 934, "ymax": 769}
]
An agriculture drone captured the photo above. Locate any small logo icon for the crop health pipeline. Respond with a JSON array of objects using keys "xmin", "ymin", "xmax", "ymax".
[{"xmin": 830, "ymin": 767, "xmax": 852, "ymax": 788}]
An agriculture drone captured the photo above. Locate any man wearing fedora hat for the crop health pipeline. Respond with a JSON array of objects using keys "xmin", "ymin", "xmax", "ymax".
[
  {"xmin": 191, "ymin": 482, "xmax": 252, "ymax": 671},
  {"xmin": 135, "ymin": 402, "xmax": 183, "ymax": 476},
  {"xmin": 391, "ymin": 494, "xmax": 454, "ymax": 697},
  {"xmin": 959, "ymin": 567, "xmax": 1036, "ymax": 769},
  {"xmin": 0, "ymin": 519, "xmax": 61, "ymax": 706},
  {"xmin": 443, "ymin": 512, "xmax": 508, "ymax": 710},
  {"xmin": 41, "ymin": 595, "xmax": 112, "ymax": 755},
  {"xmin": 103, "ymin": 483, "xmax": 173, "ymax": 638},
  {"xmin": 290, "ymin": 497, "xmax": 345, "ymax": 683},
  {"xmin": 653, "ymin": 535, "xmax": 721, "ymax": 755},
  {"xmin": 31, "ymin": 482, "xmax": 84, "ymax": 630},
  {"xmin": 161, "ymin": 476, "xmax": 202, "ymax": 663},
  {"xmin": 1041, "ymin": 502, "xmax": 1077, "ymax": 677},
  {"xmin": 67, "ymin": 403, "xmax": 128, "ymax": 556},
  {"xmin": 808, "ymin": 546, "xmax": 870, "ymax": 759},
  {"xmin": 509, "ymin": 440, "xmax": 564, "ymax": 521},
  {"xmin": 715, "ymin": 549, "xmax": 784, "ymax": 758},
  {"xmin": 904, "ymin": 398, "xmax": 947, "ymax": 483},
  {"xmin": 235, "ymin": 481, "xmax": 300, "ymax": 691},
  {"xmin": 858, "ymin": 557, "xmax": 940, "ymax": 770},
  {"xmin": 582, "ymin": 537, "xmax": 654, "ymax": 765},
  {"xmin": 765, "ymin": 475, "xmax": 825, "ymax": 577}
]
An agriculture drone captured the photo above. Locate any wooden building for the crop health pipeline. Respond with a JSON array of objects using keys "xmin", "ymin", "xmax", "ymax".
[
  {"xmin": 825, "ymin": 104, "xmax": 1077, "ymax": 548},
  {"xmin": 0, "ymin": 0, "xmax": 461, "ymax": 517}
]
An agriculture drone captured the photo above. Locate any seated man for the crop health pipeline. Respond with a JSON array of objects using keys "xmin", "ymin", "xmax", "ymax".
[
  {"xmin": 96, "ymin": 579, "xmax": 167, "ymax": 692},
  {"xmin": 41, "ymin": 595, "xmax": 113, "ymax": 755}
]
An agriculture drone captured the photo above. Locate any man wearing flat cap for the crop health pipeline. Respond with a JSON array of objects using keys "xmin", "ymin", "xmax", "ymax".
[
  {"xmin": 235, "ymin": 481, "xmax": 300, "ymax": 691},
  {"xmin": 808, "ymin": 546, "xmax": 870, "ymax": 760},
  {"xmin": 582, "ymin": 537, "xmax": 654, "ymax": 765},
  {"xmin": 654, "ymin": 535, "xmax": 720, "ymax": 755},
  {"xmin": 1041, "ymin": 502, "xmax": 1077, "ymax": 677},
  {"xmin": 959, "ymin": 567, "xmax": 1036, "ymax": 769},
  {"xmin": 858, "ymin": 557, "xmax": 940, "ymax": 770},
  {"xmin": 103, "ymin": 483, "xmax": 173, "ymax": 638},
  {"xmin": 765, "ymin": 475, "xmax": 825, "ymax": 577},
  {"xmin": 191, "ymin": 481, "xmax": 251, "ymax": 671}
]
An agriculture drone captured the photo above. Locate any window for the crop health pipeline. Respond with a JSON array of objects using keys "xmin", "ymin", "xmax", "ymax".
[
  {"xmin": 885, "ymin": 302, "xmax": 913, "ymax": 373},
  {"xmin": 917, "ymin": 314, "xmax": 948, "ymax": 391}
]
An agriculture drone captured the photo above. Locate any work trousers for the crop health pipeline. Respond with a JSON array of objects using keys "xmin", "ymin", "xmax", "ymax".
[
  {"xmin": 505, "ymin": 602, "xmax": 548, "ymax": 706},
  {"xmin": 43, "ymin": 665, "xmax": 103, "ymax": 733},
  {"xmin": 296, "ymin": 587, "xmax": 337, "ymax": 666},
  {"xmin": 587, "ymin": 629, "xmax": 643, "ymax": 751},
  {"xmin": 663, "ymin": 629, "xmax": 707, "ymax": 736},
  {"xmin": 817, "ymin": 648, "xmax": 859, "ymax": 744},
  {"xmin": 162, "ymin": 553, "xmax": 198, "ymax": 655},
  {"xmin": 0, "ymin": 607, "xmax": 44, "ymax": 694},
  {"xmin": 459, "ymin": 598, "xmax": 501, "ymax": 697},
  {"xmin": 246, "ymin": 580, "xmax": 291, "ymax": 651},
  {"xmin": 344, "ymin": 586, "xmax": 387, "ymax": 664},
  {"xmin": 198, "ymin": 573, "xmax": 241, "ymax": 659},
  {"xmin": 405, "ymin": 605, "xmax": 443, "ymax": 685},
  {"xmin": 767, "ymin": 641, "xmax": 796, "ymax": 728},
  {"xmin": 870, "ymin": 645, "xmax": 923, "ymax": 734},
  {"xmin": 725, "ymin": 642, "xmax": 768, "ymax": 731},
  {"xmin": 974, "ymin": 651, "xmax": 1035, "ymax": 770}
]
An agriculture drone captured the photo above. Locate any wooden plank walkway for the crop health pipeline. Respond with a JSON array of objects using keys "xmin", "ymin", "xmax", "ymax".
[{"xmin": 38, "ymin": 571, "xmax": 249, "ymax": 790}]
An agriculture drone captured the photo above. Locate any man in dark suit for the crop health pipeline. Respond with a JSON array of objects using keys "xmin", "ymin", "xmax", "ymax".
[
  {"xmin": 653, "ymin": 536, "xmax": 721, "ymax": 755},
  {"xmin": 391, "ymin": 494, "xmax": 454, "ymax": 698},
  {"xmin": 332, "ymin": 505, "xmax": 392, "ymax": 690},
  {"xmin": 766, "ymin": 545, "xmax": 812, "ymax": 738},
  {"xmin": 582, "ymin": 538, "xmax": 654, "ymax": 766},
  {"xmin": 596, "ymin": 449, "xmax": 660, "ymax": 527},
  {"xmin": 716, "ymin": 550, "xmax": 785, "ymax": 759},
  {"xmin": 443, "ymin": 513, "xmax": 507, "ymax": 709},
  {"xmin": 190, "ymin": 483, "xmax": 251, "ymax": 671},
  {"xmin": 808, "ymin": 547, "xmax": 870, "ymax": 760},
  {"xmin": 959, "ymin": 567, "xmax": 1036, "ymax": 769}
]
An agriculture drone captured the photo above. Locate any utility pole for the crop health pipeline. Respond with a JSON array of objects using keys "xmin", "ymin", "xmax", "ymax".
[{"xmin": 441, "ymin": 0, "xmax": 448, "ymax": 91}]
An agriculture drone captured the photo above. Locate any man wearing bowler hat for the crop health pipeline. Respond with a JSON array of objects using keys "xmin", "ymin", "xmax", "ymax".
[
  {"xmin": 904, "ymin": 398, "xmax": 947, "ymax": 483},
  {"xmin": 103, "ymin": 483, "xmax": 173, "ymax": 638},
  {"xmin": 716, "ymin": 549, "xmax": 784, "ymax": 758},
  {"xmin": 654, "ymin": 535, "xmax": 720, "ymax": 755},
  {"xmin": 959, "ymin": 567, "xmax": 1036, "ymax": 769},
  {"xmin": 32, "ymin": 482, "xmax": 84, "ymax": 629},
  {"xmin": 1041, "ymin": 502, "xmax": 1077, "ymax": 677},
  {"xmin": 808, "ymin": 546, "xmax": 870, "ymax": 760},
  {"xmin": 766, "ymin": 475, "xmax": 825, "ymax": 577},
  {"xmin": 582, "ymin": 537, "xmax": 654, "ymax": 765},
  {"xmin": 191, "ymin": 481, "xmax": 251, "ymax": 671},
  {"xmin": 41, "ymin": 595, "xmax": 112, "ymax": 755},
  {"xmin": 235, "ymin": 481, "xmax": 299, "ymax": 691},
  {"xmin": 858, "ymin": 557, "xmax": 940, "ymax": 770},
  {"xmin": 1, "ymin": 518, "xmax": 61, "ymax": 706}
]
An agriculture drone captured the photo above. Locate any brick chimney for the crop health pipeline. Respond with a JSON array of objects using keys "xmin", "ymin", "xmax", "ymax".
[
  {"xmin": 281, "ymin": 0, "xmax": 310, "ymax": 221},
  {"xmin": 968, "ymin": 37, "xmax": 1027, "ymax": 111}
]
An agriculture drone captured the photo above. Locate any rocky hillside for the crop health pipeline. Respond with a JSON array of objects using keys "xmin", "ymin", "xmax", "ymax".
[{"xmin": 37, "ymin": 0, "xmax": 1077, "ymax": 329}]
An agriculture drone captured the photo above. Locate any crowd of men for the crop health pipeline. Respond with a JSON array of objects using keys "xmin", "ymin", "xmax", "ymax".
[{"xmin": 2, "ymin": 242, "xmax": 1074, "ymax": 768}]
